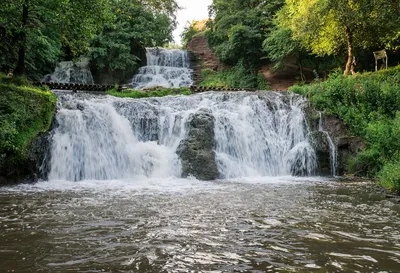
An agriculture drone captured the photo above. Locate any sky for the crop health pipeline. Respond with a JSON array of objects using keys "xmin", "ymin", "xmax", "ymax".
[{"xmin": 173, "ymin": 0, "xmax": 213, "ymax": 44}]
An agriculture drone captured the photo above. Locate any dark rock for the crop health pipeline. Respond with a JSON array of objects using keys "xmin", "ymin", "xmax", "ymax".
[
  {"xmin": 29, "ymin": 130, "xmax": 53, "ymax": 181},
  {"xmin": 321, "ymin": 114, "xmax": 349, "ymax": 138},
  {"xmin": 76, "ymin": 103, "xmax": 85, "ymax": 111},
  {"xmin": 177, "ymin": 109, "xmax": 219, "ymax": 180},
  {"xmin": 337, "ymin": 136, "xmax": 366, "ymax": 175},
  {"xmin": 303, "ymin": 104, "xmax": 320, "ymax": 132},
  {"xmin": 310, "ymin": 131, "xmax": 332, "ymax": 176}
]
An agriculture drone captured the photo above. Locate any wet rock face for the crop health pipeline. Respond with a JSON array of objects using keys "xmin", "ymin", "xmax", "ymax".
[
  {"xmin": 337, "ymin": 136, "xmax": 366, "ymax": 175},
  {"xmin": 310, "ymin": 131, "xmax": 332, "ymax": 176},
  {"xmin": 322, "ymin": 115, "xmax": 349, "ymax": 138},
  {"xmin": 29, "ymin": 130, "xmax": 54, "ymax": 181},
  {"xmin": 177, "ymin": 109, "xmax": 219, "ymax": 180},
  {"xmin": 305, "ymin": 108, "xmax": 366, "ymax": 176},
  {"xmin": 0, "ymin": 120, "xmax": 55, "ymax": 185}
]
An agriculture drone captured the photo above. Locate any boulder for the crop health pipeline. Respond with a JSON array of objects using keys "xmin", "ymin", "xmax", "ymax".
[{"xmin": 177, "ymin": 109, "xmax": 219, "ymax": 180}]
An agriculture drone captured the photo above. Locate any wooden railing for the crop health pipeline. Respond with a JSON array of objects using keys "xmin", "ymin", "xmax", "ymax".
[
  {"xmin": 190, "ymin": 85, "xmax": 255, "ymax": 92},
  {"xmin": 34, "ymin": 82, "xmax": 256, "ymax": 94},
  {"xmin": 33, "ymin": 82, "xmax": 121, "ymax": 92}
]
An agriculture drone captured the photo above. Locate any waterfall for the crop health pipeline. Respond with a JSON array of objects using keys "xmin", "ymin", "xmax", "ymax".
[
  {"xmin": 318, "ymin": 112, "xmax": 338, "ymax": 176},
  {"xmin": 131, "ymin": 48, "xmax": 193, "ymax": 89},
  {"xmin": 43, "ymin": 58, "xmax": 94, "ymax": 84},
  {"xmin": 48, "ymin": 92, "xmax": 316, "ymax": 181}
]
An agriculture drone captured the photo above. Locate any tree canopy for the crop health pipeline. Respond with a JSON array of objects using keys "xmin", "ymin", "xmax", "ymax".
[
  {"xmin": 276, "ymin": 0, "xmax": 400, "ymax": 75},
  {"xmin": 0, "ymin": 0, "xmax": 178, "ymax": 79}
]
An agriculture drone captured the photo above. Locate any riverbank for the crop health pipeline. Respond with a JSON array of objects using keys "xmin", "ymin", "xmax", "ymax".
[
  {"xmin": 290, "ymin": 66, "xmax": 400, "ymax": 193},
  {"xmin": 0, "ymin": 75, "xmax": 56, "ymax": 182}
]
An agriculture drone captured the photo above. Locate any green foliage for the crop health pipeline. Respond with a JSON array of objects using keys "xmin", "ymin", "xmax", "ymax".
[
  {"xmin": 90, "ymin": 0, "xmax": 174, "ymax": 74},
  {"xmin": 181, "ymin": 20, "xmax": 207, "ymax": 47},
  {"xmin": 0, "ymin": 81, "xmax": 56, "ymax": 177},
  {"xmin": 278, "ymin": 0, "xmax": 400, "ymax": 55},
  {"xmin": 263, "ymin": 27, "xmax": 302, "ymax": 70},
  {"xmin": 207, "ymin": 0, "xmax": 283, "ymax": 66},
  {"xmin": 0, "ymin": 0, "xmax": 179, "ymax": 79},
  {"xmin": 107, "ymin": 87, "xmax": 191, "ymax": 98},
  {"xmin": 0, "ymin": 73, "xmax": 31, "ymax": 86},
  {"xmin": 276, "ymin": 0, "xmax": 400, "ymax": 74},
  {"xmin": 290, "ymin": 66, "xmax": 400, "ymax": 191},
  {"xmin": 0, "ymin": 0, "xmax": 113, "ymax": 78},
  {"xmin": 378, "ymin": 159, "xmax": 400, "ymax": 193},
  {"xmin": 200, "ymin": 64, "xmax": 270, "ymax": 90}
]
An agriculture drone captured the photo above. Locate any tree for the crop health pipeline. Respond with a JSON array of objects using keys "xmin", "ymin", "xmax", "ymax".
[
  {"xmin": 90, "ymin": 0, "xmax": 174, "ymax": 72},
  {"xmin": 0, "ymin": 0, "xmax": 113, "ymax": 76},
  {"xmin": 181, "ymin": 19, "xmax": 207, "ymax": 47},
  {"xmin": 206, "ymin": 0, "xmax": 283, "ymax": 67},
  {"xmin": 205, "ymin": 0, "xmax": 284, "ymax": 87},
  {"xmin": 277, "ymin": 0, "xmax": 400, "ymax": 75}
]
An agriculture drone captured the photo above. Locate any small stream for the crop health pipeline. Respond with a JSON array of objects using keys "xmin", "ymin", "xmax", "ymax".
[{"xmin": 0, "ymin": 178, "xmax": 399, "ymax": 272}]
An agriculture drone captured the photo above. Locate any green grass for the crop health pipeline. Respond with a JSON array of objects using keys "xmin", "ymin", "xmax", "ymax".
[
  {"xmin": 0, "ymin": 75, "xmax": 56, "ymax": 178},
  {"xmin": 107, "ymin": 87, "xmax": 192, "ymax": 98},
  {"xmin": 199, "ymin": 67, "xmax": 270, "ymax": 90},
  {"xmin": 290, "ymin": 66, "xmax": 400, "ymax": 192}
]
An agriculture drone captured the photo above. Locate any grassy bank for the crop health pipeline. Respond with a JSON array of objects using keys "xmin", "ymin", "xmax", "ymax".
[
  {"xmin": 290, "ymin": 66, "xmax": 400, "ymax": 192},
  {"xmin": 0, "ymin": 74, "xmax": 57, "ymax": 180},
  {"xmin": 107, "ymin": 87, "xmax": 192, "ymax": 98},
  {"xmin": 200, "ymin": 67, "xmax": 270, "ymax": 90}
]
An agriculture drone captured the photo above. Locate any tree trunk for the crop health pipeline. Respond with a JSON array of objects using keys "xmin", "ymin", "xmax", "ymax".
[
  {"xmin": 344, "ymin": 26, "xmax": 355, "ymax": 76},
  {"xmin": 14, "ymin": 2, "xmax": 29, "ymax": 76}
]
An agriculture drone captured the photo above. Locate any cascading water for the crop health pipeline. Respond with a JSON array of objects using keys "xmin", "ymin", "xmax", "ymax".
[
  {"xmin": 131, "ymin": 48, "xmax": 193, "ymax": 89},
  {"xmin": 318, "ymin": 112, "xmax": 338, "ymax": 176},
  {"xmin": 43, "ymin": 58, "xmax": 94, "ymax": 84},
  {"xmin": 48, "ymin": 92, "xmax": 316, "ymax": 181}
]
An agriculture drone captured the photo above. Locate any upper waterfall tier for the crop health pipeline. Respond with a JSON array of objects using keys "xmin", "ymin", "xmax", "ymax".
[
  {"xmin": 43, "ymin": 59, "xmax": 94, "ymax": 84},
  {"xmin": 47, "ymin": 92, "xmax": 316, "ymax": 181},
  {"xmin": 131, "ymin": 48, "xmax": 193, "ymax": 89}
]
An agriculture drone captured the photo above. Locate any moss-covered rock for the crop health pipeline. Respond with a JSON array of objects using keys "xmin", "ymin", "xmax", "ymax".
[{"xmin": 0, "ymin": 82, "xmax": 56, "ymax": 183}]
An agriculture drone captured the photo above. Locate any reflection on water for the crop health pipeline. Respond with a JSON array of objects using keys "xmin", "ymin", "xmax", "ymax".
[{"xmin": 0, "ymin": 178, "xmax": 399, "ymax": 272}]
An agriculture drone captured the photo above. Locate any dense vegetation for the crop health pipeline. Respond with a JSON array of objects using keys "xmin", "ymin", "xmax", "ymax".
[
  {"xmin": 0, "ymin": 74, "xmax": 56, "ymax": 180},
  {"xmin": 107, "ymin": 87, "xmax": 191, "ymax": 98},
  {"xmin": 199, "ymin": 67, "xmax": 269, "ymax": 90},
  {"xmin": 198, "ymin": 0, "xmax": 400, "ymax": 88},
  {"xmin": 291, "ymin": 66, "xmax": 400, "ymax": 192},
  {"xmin": 180, "ymin": 19, "xmax": 207, "ymax": 48},
  {"xmin": 0, "ymin": 0, "xmax": 179, "ymax": 80}
]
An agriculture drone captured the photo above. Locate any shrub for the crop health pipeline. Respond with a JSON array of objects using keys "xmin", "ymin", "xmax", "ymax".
[
  {"xmin": 200, "ymin": 63, "xmax": 270, "ymax": 90},
  {"xmin": 0, "ymin": 83, "xmax": 56, "ymax": 178},
  {"xmin": 290, "ymin": 66, "xmax": 400, "ymax": 191},
  {"xmin": 378, "ymin": 160, "xmax": 400, "ymax": 193},
  {"xmin": 107, "ymin": 87, "xmax": 192, "ymax": 98},
  {"xmin": 0, "ymin": 73, "xmax": 32, "ymax": 86}
]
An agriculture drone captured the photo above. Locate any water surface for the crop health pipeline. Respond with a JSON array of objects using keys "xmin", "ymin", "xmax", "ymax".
[{"xmin": 0, "ymin": 178, "xmax": 399, "ymax": 272}]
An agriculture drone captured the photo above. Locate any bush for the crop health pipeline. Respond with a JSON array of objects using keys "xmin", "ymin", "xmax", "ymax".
[
  {"xmin": 107, "ymin": 87, "xmax": 192, "ymax": 98},
  {"xmin": 378, "ymin": 160, "xmax": 400, "ymax": 193},
  {"xmin": 290, "ymin": 66, "xmax": 400, "ymax": 191},
  {"xmin": 0, "ymin": 73, "xmax": 32, "ymax": 86},
  {"xmin": 0, "ymin": 83, "xmax": 56, "ymax": 178},
  {"xmin": 200, "ymin": 63, "xmax": 270, "ymax": 90}
]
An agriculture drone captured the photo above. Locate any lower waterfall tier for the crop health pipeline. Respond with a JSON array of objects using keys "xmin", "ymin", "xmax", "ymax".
[{"xmin": 48, "ymin": 92, "xmax": 317, "ymax": 181}]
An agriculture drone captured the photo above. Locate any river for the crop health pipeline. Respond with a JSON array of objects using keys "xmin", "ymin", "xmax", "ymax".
[{"xmin": 0, "ymin": 178, "xmax": 399, "ymax": 272}]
